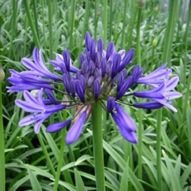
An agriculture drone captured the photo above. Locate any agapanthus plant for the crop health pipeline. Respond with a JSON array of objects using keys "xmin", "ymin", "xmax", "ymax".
[{"xmin": 8, "ymin": 32, "xmax": 181, "ymax": 144}]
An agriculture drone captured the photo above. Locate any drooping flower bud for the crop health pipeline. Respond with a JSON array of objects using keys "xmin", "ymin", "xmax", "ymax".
[{"xmin": 0, "ymin": 65, "xmax": 5, "ymax": 81}]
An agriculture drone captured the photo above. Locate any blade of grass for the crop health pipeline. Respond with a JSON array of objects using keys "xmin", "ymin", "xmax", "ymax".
[
  {"xmin": 121, "ymin": 0, "xmax": 127, "ymax": 48},
  {"xmin": 136, "ymin": 1, "xmax": 143, "ymax": 180},
  {"xmin": 0, "ymin": 69, "xmax": 5, "ymax": 191},
  {"xmin": 37, "ymin": 133, "xmax": 56, "ymax": 177},
  {"xmin": 102, "ymin": 0, "xmax": 107, "ymax": 47},
  {"xmin": 23, "ymin": 0, "xmax": 40, "ymax": 48},
  {"xmin": 94, "ymin": 0, "xmax": 99, "ymax": 40},
  {"xmin": 75, "ymin": 169, "xmax": 87, "ymax": 191},
  {"xmin": 53, "ymin": 129, "xmax": 67, "ymax": 191},
  {"xmin": 81, "ymin": 0, "xmax": 90, "ymax": 45},
  {"xmin": 26, "ymin": 164, "xmax": 42, "ymax": 191},
  {"xmin": 48, "ymin": 0, "xmax": 53, "ymax": 59},
  {"xmin": 69, "ymin": 0, "xmax": 76, "ymax": 49}
]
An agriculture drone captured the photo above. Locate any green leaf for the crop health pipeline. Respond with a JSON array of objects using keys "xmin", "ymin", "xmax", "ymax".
[
  {"xmin": 180, "ymin": 162, "xmax": 191, "ymax": 188},
  {"xmin": 26, "ymin": 164, "xmax": 42, "ymax": 191},
  {"xmin": 119, "ymin": 160, "xmax": 129, "ymax": 191},
  {"xmin": 75, "ymin": 154, "xmax": 92, "ymax": 166},
  {"xmin": 162, "ymin": 151, "xmax": 182, "ymax": 191},
  {"xmin": 42, "ymin": 126, "xmax": 60, "ymax": 162},
  {"xmin": 9, "ymin": 176, "xmax": 29, "ymax": 191},
  {"xmin": 74, "ymin": 169, "xmax": 87, "ymax": 191},
  {"xmin": 103, "ymin": 140, "xmax": 125, "ymax": 169},
  {"xmin": 103, "ymin": 140, "xmax": 144, "ymax": 191}
]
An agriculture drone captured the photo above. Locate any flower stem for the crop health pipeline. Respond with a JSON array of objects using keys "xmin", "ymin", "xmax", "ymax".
[
  {"xmin": 121, "ymin": 0, "xmax": 127, "ymax": 48},
  {"xmin": 183, "ymin": 3, "xmax": 191, "ymax": 118},
  {"xmin": 156, "ymin": 2, "xmax": 181, "ymax": 190},
  {"xmin": 136, "ymin": 3, "xmax": 143, "ymax": 180},
  {"xmin": 162, "ymin": 0, "xmax": 180, "ymax": 64},
  {"xmin": 94, "ymin": 0, "xmax": 99, "ymax": 40},
  {"xmin": 37, "ymin": 133, "xmax": 56, "ymax": 177},
  {"xmin": 92, "ymin": 102, "xmax": 105, "ymax": 191},
  {"xmin": 23, "ymin": 0, "xmax": 40, "ymax": 48},
  {"xmin": 102, "ymin": 0, "xmax": 107, "ymax": 48},
  {"xmin": 69, "ymin": 0, "xmax": 76, "ymax": 50},
  {"xmin": 32, "ymin": 0, "xmax": 39, "ymax": 40},
  {"xmin": 53, "ymin": 129, "xmax": 66, "ymax": 191},
  {"xmin": 81, "ymin": 0, "xmax": 90, "ymax": 45},
  {"xmin": 0, "ymin": 80, "xmax": 5, "ymax": 191},
  {"xmin": 108, "ymin": 0, "xmax": 113, "ymax": 41},
  {"xmin": 156, "ymin": 109, "xmax": 162, "ymax": 190},
  {"xmin": 48, "ymin": 0, "xmax": 53, "ymax": 59}
]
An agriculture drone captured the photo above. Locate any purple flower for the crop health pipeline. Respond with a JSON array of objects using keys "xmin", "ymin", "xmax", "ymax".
[
  {"xmin": 107, "ymin": 97, "xmax": 137, "ymax": 143},
  {"xmin": 8, "ymin": 32, "xmax": 181, "ymax": 144},
  {"xmin": 16, "ymin": 89, "xmax": 66, "ymax": 133},
  {"xmin": 133, "ymin": 69, "xmax": 182, "ymax": 112}
]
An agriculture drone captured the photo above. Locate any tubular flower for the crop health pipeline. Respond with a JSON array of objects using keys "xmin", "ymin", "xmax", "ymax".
[{"xmin": 8, "ymin": 32, "xmax": 182, "ymax": 144}]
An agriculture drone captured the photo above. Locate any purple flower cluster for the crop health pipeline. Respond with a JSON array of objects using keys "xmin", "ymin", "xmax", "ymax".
[{"xmin": 8, "ymin": 32, "xmax": 182, "ymax": 144}]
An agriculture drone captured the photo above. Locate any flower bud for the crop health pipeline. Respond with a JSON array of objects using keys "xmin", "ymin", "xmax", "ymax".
[
  {"xmin": 0, "ymin": 65, "xmax": 5, "ymax": 81},
  {"xmin": 137, "ymin": 0, "xmax": 145, "ymax": 8},
  {"xmin": 152, "ymin": 37, "xmax": 158, "ymax": 47},
  {"xmin": 30, "ymin": 90, "xmax": 39, "ymax": 97}
]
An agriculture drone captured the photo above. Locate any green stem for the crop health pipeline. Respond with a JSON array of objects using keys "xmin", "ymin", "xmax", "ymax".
[
  {"xmin": 136, "ymin": 4, "xmax": 142, "ymax": 180},
  {"xmin": 69, "ymin": 0, "xmax": 76, "ymax": 49},
  {"xmin": 108, "ymin": 0, "xmax": 113, "ymax": 41},
  {"xmin": 126, "ymin": 1, "xmax": 136, "ymax": 49},
  {"xmin": 162, "ymin": 0, "xmax": 180, "ymax": 63},
  {"xmin": 32, "ymin": 0, "xmax": 39, "ymax": 39},
  {"xmin": 156, "ymin": 109, "xmax": 162, "ymax": 191},
  {"xmin": 53, "ymin": 129, "xmax": 66, "ymax": 191},
  {"xmin": 48, "ymin": 0, "xmax": 53, "ymax": 59},
  {"xmin": 0, "ymin": 79, "xmax": 5, "ymax": 191},
  {"xmin": 102, "ymin": 0, "xmax": 107, "ymax": 48},
  {"xmin": 183, "ymin": 2, "xmax": 191, "ymax": 118},
  {"xmin": 94, "ymin": 0, "xmax": 99, "ymax": 40},
  {"xmin": 37, "ymin": 134, "xmax": 56, "ymax": 177},
  {"xmin": 92, "ymin": 102, "xmax": 105, "ymax": 191},
  {"xmin": 9, "ymin": 0, "xmax": 17, "ymax": 59},
  {"xmin": 156, "ymin": 2, "xmax": 180, "ymax": 190},
  {"xmin": 121, "ymin": 0, "xmax": 127, "ymax": 48},
  {"xmin": 23, "ymin": 0, "xmax": 40, "ymax": 48},
  {"xmin": 81, "ymin": 0, "xmax": 90, "ymax": 45}
]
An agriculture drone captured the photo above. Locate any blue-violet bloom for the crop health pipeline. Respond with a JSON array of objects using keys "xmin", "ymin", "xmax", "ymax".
[{"xmin": 8, "ymin": 32, "xmax": 182, "ymax": 144}]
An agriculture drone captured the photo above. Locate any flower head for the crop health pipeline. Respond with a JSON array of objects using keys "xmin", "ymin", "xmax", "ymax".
[{"xmin": 8, "ymin": 32, "xmax": 181, "ymax": 144}]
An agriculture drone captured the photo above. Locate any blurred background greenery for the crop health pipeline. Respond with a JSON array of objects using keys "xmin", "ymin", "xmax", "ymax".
[{"xmin": 0, "ymin": 0, "xmax": 191, "ymax": 190}]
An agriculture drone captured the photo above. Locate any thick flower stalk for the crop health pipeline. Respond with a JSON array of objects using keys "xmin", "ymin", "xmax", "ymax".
[{"xmin": 8, "ymin": 32, "xmax": 181, "ymax": 144}]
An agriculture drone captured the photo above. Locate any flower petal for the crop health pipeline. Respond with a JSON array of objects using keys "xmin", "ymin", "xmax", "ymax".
[
  {"xmin": 133, "ymin": 101, "xmax": 163, "ymax": 109},
  {"xmin": 116, "ymin": 76, "xmax": 133, "ymax": 99},
  {"xmin": 63, "ymin": 49, "xmax": 71, "ymax": 71},
  {"xmin": 15, "ymin": 100, "xmax": 45, "ymax": 113},
  {"xmin": 66, "ymin": 111, "xmax": 87, "ymax": 144},
  {"xmin": 106, "ymin": 42, "xmax": 115, "ymax": 60},
  {"xmin": 116, "ymin": 122, "xmax": 138, "ymax": 143},
  {"xmin": 114, "ymin": 103, "xmax": 136, "ymax": 131},
  {"xmin": 93, "ymin": 78, "xmax": 101, "ymax": 99},
  {"xmin": 118, "ymin": 49, "xmax": 134, "ymax": 72},
  {"xmin": 133, "ymin": 83, "xmax": 165, "ymax": 99},
  {"xmin": 166, "ymin": 76, "xmax": 179, "ymax": 91},
  {"xmin": 46, "ymin": 119, "xmax": 71, "ymax": 133},
  {"xmin": 111, "ymin": 53, "xmax": 121, "ymax": 78},
  {"xmin": 111, "ymin": 112, "xmax": 137, "ymax": 143},
  {"xmin": 107, "ymin": 97, "xmax": 116, "ymax": 112},
  {"xmin": 75, "ymin": 80, "xmax": 85, "ymax": 102}
]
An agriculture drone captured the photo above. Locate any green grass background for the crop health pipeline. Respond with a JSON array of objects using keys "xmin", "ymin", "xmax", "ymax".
[{"xmin": 0, "ymin": 0, "xmax": 191, "ymax": 190}]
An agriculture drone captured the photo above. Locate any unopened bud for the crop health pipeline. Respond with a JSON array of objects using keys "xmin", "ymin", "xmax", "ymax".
[
  {"xmin": 137, "ymin": 0, "xmax": 145, "ymax": 8},
  {"xmin": 152, "ymin": 37, "xmax": 158, "ymax": 47},
  {"xmin": 31, "ymin": 90, "xmax": 39, "ymax": 97},
  {"xmin": 0, "ymin": 65, "xmax": 5, "ymax": 81}
]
